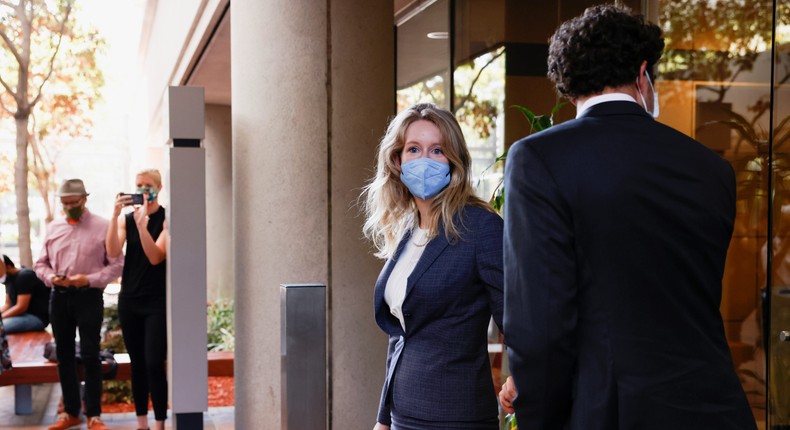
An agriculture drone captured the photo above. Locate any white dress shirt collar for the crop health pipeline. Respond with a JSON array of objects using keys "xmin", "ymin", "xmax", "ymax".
[{"xmin": 576, "ymin": 93, "xmax": 638, "ymax": 118}]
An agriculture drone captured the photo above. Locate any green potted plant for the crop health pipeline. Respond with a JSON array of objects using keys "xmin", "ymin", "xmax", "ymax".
[{"xmin": 479, "ymin": 102, "xmax": 567, "ymax": 212}]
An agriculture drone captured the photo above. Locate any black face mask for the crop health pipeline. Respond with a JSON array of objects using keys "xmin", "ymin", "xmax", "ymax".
[{"xmin": 64, "ymin": 205, "xmax": 84, "ymax": 221}]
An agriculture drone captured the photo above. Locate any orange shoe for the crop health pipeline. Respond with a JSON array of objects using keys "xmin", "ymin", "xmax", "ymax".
[
  {"xmin": 48, "ymin": 412, "xmax": 81, "ymax": 430},
  {"xmin": 87, "ymin": 416, "xmax": 109, "ymax": 430}
]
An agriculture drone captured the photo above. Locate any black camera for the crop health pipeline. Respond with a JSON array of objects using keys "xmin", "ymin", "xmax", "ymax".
[{"xmin": 120, "ymin": 193, "xmax": 144, "ymax": 205}]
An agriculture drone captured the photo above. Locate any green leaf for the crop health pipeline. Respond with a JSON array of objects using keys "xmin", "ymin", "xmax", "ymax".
[
  {"xmin": 533, "ymin": 115, "xmax": 553, "ymax": 131},
  {"xmin": 511, "ymin": 105, "xmax": 536, "ymax": 123},
  {"xmin": 550, "ymin": 101, "xmax": 568, "ymax": 116},
  {"xmin": 481, "ymin": 102, "xmax": 566, "ymax": 212},
  {"xmin": 504, "ymin": 413, "xmax": 518, "ymax": 429}
]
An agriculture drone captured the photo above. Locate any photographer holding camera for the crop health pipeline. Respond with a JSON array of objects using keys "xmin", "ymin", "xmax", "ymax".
[{"xmin": 106, "ymin": 168, "xmax": 169, "ymax": 430}]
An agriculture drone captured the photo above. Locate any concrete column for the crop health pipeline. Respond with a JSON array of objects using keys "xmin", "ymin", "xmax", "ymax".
[
  {"xmin": 231, "ymin": 0, "xmax": 392, "ymax": 428},
  {"xmin": 166, "ymin": 86, "xmax": 208, "ymax": 429},
  {"xmin": 205, "ymin": 104, "xmax": 233, "ymax": 301},
  {"xmin": 329, "ymin": 1, "xmax": 393, "ymax": 428},
  {"xmin": 231, "ymin": 1, "xmax": 327, "ymax": 427}
]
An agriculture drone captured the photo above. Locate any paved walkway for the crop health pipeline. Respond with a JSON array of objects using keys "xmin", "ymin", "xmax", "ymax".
[{"xmin": 0, "ymin": 384, "xmax": 234, "ymax": 429}]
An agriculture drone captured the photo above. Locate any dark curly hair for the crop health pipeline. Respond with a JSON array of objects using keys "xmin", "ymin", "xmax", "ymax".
[{"xmin": 547, "ymin": 4, "xmax": 664, "ymax": 99}]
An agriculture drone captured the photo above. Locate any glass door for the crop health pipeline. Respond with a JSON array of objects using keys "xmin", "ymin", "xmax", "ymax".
[
  {"xmin": 654, "ymin": 1, "xmax": 789, "ymax": 427},
  {"xmin": 769, "ymin": 3, "xmax": 790, "ymax": 428},
  {"xmin": 395, "ymin": 2, "xmax": 789, "ymax": 427}
]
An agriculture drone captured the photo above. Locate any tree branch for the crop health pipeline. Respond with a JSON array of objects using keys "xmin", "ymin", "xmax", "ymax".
[
  {"xmin": 0, "ymin": 24, "xmax": 25, "ymax": 66},
  {"xmin": 0, "ymin": 92, "xmax": 13, "ymax": 115},
  {"xmin": 453, "ymin": 47, "xmax": 505, "ymax": 113},
  {"xmin": 29, "ymin": 0, "xmax": 73, "ymax": 108},
  {"xmin": 0, "ymin": 72, "xmax": 18, "ymax": 97},
  {"xmin": 24, "ymin": 0, "xmax": 34, "ymax": 27}
]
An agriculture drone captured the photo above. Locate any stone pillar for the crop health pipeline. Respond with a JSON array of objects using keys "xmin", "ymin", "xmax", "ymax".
[
  {"xmin": 204, "ymin": 104, "xmax": 233, "ymax": 301},
  {"xmin": 230, "ymin": 1, "xmax": 392, "ymax": 429},
  {"xmin": 329, "ymin": 1, "xmax": 394, "ymax": 428},
  {"xmin": 166, "ymin": 86, "xmax": 208, "ymax": 429}
]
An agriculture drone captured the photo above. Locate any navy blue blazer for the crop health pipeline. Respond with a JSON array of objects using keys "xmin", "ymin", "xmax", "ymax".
[
  {"xmin": 374, "ymin": 205, "xmax": 504, "ymax": 425},
  {"xmin": 503, "ymin": 101, "xmax": 755, "ymax": 429}
]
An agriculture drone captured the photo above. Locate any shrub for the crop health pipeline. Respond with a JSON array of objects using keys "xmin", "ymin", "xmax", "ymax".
[
  {"xmin": 101, "ymin": 304, "xmax": 132, "ymax": 404},
  {"xmin": 207, "ymin": 298, "xmax": 235, "ymax": 352}
]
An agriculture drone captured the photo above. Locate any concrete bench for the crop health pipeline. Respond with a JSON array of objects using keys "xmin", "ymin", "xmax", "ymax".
[{"xmin": 0, "ymin": 331, "xmax": 234, "ymax": 415}]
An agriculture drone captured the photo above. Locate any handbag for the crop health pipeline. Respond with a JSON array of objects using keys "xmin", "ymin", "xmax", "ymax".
[
  {"xmin": 43, "ymin": 341, "xmax": 118, "ymax": 379},
  {"xmin": 0, "ymin": 319, "xmax": 11, "ymax": 372}
]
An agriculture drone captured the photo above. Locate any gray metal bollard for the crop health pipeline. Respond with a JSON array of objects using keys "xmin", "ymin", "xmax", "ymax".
[{"xmin": 280, "ymin": 284, "xmax": 327, "ymax": 429}]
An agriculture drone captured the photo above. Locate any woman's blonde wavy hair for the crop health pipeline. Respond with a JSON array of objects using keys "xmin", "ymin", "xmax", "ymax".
[
  {"xmin": 361, "ymin": 103, "xmax": 494, "ymax": 259},
  {"xmin": 136, "ymin": 168, "xmax": 162, "ymax": 188}
]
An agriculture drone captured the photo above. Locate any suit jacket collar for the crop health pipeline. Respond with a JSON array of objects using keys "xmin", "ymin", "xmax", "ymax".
[
  {"xmin": 578, "ymin": 100, "xmax": 653, "ymax": 120},
  {"xmin": 576, "ymin": 93, "xmax": 636, "ymax": 117}
]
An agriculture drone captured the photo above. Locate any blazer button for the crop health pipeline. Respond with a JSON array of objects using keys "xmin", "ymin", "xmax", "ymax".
[{"xmin": 403, "ymin": 312, "xmax": 412, "ymax": 317}]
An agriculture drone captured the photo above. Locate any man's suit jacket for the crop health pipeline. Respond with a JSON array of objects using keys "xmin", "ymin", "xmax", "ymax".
[
  {"xmin": 374, "ymin": 206, "xmax": 503, "ymax": 425},
  {"xmin": 503, "ymin": 101, "xmax": 756, "ymax": 429}
]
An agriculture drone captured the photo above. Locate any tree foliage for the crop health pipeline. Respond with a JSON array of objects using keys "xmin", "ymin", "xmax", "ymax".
[
  {"xmin": 0, "ymin": 0, "xmax": 105, "ymax": 265},
  {"xmin": 659, "ymin": 0, "xmax": 790, "ymax": 102}
]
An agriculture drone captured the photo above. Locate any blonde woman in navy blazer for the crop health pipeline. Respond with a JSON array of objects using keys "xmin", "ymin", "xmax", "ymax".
[{"xmin": 361, "ymin": 103, "xmax": 504, "ymax": 430}]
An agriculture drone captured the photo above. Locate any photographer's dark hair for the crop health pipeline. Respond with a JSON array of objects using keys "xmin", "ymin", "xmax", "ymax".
[{"xmin": 547, "ymin": 4, "xmax": 664, "ymax": 99}]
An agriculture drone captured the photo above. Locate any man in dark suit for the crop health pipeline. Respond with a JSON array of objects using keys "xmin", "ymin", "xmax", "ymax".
[{"xmin": 502, "ymin": 4, "xmax": 756, "ymax": 430}]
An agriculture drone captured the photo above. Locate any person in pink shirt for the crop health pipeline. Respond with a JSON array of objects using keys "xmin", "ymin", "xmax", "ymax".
[{"xmin": 35, "ymin": 178, "xmax": 123, "ymax": 430}]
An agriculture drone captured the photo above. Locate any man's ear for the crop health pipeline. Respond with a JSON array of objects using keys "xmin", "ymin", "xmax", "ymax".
[{"xmin": 637, "ymin": 60, "xmax": 649, "ymax": 91}]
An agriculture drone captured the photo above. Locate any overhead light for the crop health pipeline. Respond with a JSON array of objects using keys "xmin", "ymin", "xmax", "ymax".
[{"xmin": 427, "ymin": 31, "xmax": 448, "ymax": 40}]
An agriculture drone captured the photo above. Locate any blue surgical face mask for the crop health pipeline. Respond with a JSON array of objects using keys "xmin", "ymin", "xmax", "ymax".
[
  {"xmin": 637, "ymin": 71, "xmax": 660, "ymax": 119},
  {"xmin": 400, "ymin": 158, "xmax": 451, "ymax": 200}
]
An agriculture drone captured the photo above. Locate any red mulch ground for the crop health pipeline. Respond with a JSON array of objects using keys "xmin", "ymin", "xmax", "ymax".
[{"xmin": 102, "ymin": 377, "xmax": 234, "ymax": 413}]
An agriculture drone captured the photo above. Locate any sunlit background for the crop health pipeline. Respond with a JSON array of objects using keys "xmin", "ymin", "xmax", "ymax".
[
  {"xmin": 1, "ymin": 0, "xmax": 789, "ymax": 427},
  {"xmin": 0, "ymin": 0, "xmax": 145, "ymax": 264}
]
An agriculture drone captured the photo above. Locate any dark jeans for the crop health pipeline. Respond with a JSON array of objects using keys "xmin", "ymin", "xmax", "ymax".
[
  {"xmin": 50, "ymin": 287, "xmax": 104, "ymax": 418},
  {"xmin": 2, "ymin": 313, "xmax": 46, "ymax": 333},
  {"xmin": 119, "ymin": 295, "xmax": 168, "ymax": 421}
]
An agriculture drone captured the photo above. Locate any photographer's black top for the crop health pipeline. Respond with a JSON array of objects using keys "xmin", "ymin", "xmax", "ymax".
[{"xmin": 121, "ymin": 206, "xmax": 166, "ymax": 299}]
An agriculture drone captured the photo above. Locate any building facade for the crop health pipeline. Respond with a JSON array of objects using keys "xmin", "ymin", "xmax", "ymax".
[{"xmin": 131, "ymin": 0, "xmax": 789, "ymax": 428}]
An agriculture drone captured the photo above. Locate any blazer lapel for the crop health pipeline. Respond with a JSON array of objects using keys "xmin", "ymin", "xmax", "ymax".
[
  {"xmin": 374, "ymin": 229, "xmax": 413, "ymax": 330},
  {"xmin": 404, "ymin": 223, "xmax": 450, "ymax": 300}
]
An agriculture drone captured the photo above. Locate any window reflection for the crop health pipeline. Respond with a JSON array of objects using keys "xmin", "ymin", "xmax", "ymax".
[
  {"xmin": 658, "ymin": 0, "xmax": 790, "ymax": 424},
  {"xmin": 396, "ymin": 0, "xmax": 450, "ymax": 110},
  {"xmin": 453, "ymin": 47, "xmax": 505, "ymax": 203},
  {"xmin": 395, "ymin": 0, "xmax": 788, "ymax": 425}
]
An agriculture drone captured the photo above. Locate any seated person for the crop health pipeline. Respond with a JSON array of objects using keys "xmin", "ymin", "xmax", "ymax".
[{"xmin": 1, "ymin": 254, "xmax": 50, "ymax": 333}]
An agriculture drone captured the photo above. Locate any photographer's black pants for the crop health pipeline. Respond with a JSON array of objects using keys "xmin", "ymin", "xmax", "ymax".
[{"xmin": 119, "ymin": 295, "xmax": 168, "ymax": 421}]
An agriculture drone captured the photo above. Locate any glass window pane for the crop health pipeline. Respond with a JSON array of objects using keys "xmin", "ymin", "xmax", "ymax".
[
  {"xmin": 770, "ymin": 3, "xmax": 790, "ymax": 427},
  {"xmin": 453, "ymin": 0, "xmax": 506, "ymax": 203},
  {"xmin": 657, "ymin": 1, "xmax": 786, "ymax": 424},
  {"xmin": 396, "ymin": 0, "xmax": 451, "ymax": 111},
  {"xmin": 453, "ymin": 48, "xmax": 505, "ymax": 203}
]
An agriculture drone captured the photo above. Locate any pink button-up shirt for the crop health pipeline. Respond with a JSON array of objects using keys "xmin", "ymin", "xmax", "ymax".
[{"xmin": 35, "ymin": 208, "xmax": 123, "ymax": 289}]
